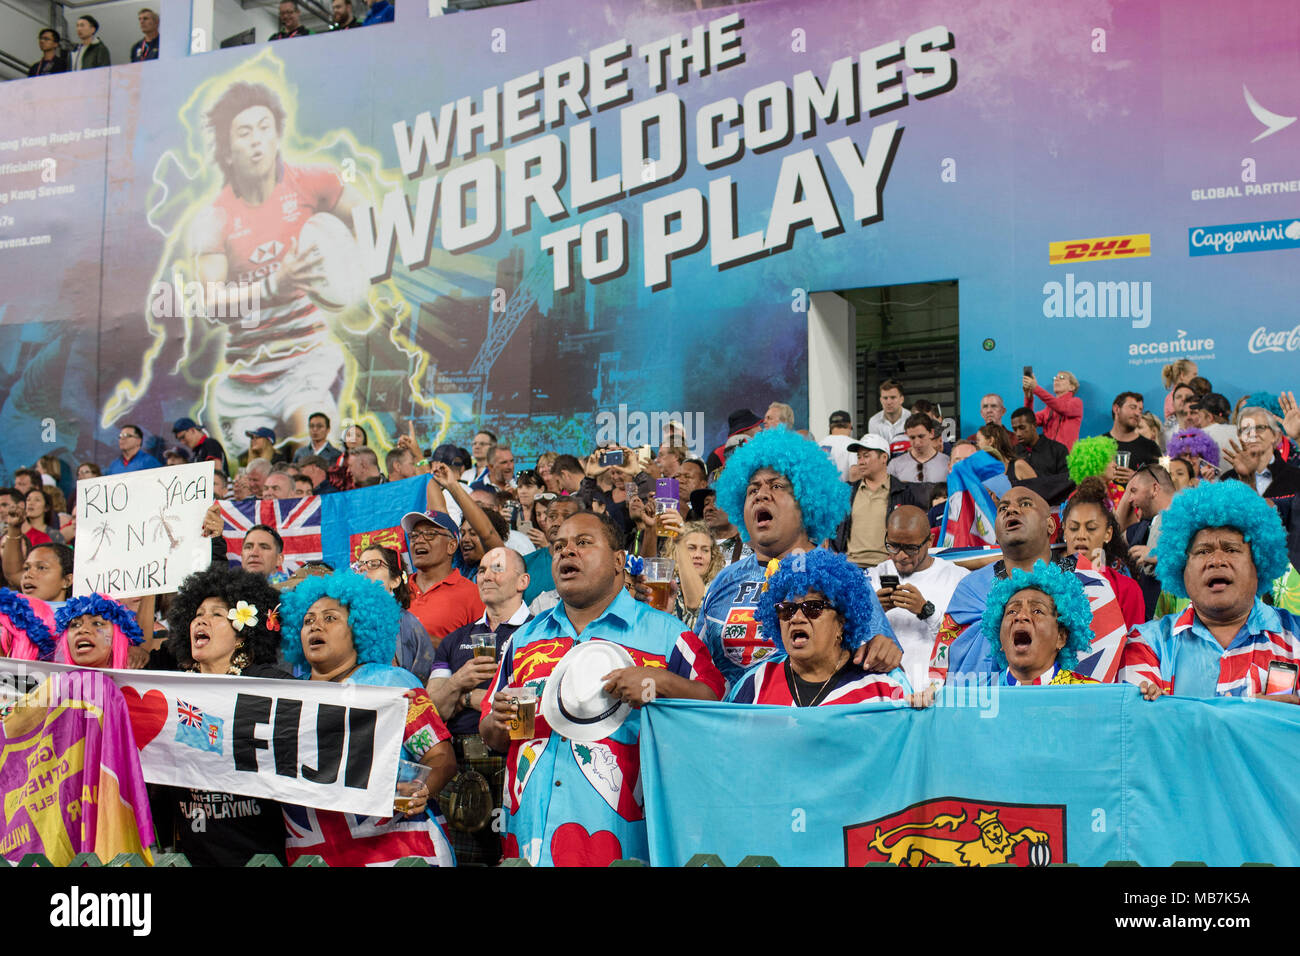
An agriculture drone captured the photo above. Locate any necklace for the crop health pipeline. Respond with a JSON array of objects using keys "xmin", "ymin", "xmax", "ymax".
[
  {"xmin": 786, "ymin": 654, "xmax": 848, "ymax": 707},
  {"xmin": 327, "ymin": 662, "xmax": 361, "ymax": 683}
]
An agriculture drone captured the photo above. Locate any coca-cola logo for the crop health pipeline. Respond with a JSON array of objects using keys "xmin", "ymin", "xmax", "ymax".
[{"xmin": 1248, "ymin": 325, "xmax": 1300, "ymax": 354}]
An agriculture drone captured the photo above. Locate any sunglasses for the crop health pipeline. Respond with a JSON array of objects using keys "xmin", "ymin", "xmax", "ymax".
[
  {"xmin": 535, "ymin": 492, "xmax": 559, "ymax": 503},
  {"xmin": 774, "ymin": 599, "xmax": 836, "ymax": 621}
]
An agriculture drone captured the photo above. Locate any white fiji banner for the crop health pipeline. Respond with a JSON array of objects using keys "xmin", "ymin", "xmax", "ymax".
[
  {"xmin": 0, "ymin": 659, "xmax": 409, "ymax": 817},
  {"xmin": 73, "ymin": 462, "xmax": 215, "ymax": 599}
]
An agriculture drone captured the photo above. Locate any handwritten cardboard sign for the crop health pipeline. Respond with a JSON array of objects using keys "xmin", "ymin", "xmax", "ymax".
[{"xmin": 73, "ymin": 462, "xmax": 214, "ymax": 599}]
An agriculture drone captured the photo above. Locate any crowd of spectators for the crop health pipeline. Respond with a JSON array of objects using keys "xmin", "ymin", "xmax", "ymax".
[
  {"xmin": 21, "ymin": 0, "xmax": 396, "ymax": 77},
  {"xmin": 25, "ymin": 9, "xmax": 158, "ymax": 77},
  {"xmin": 4, "ymin": 355, "xmax": 1300, "ymax": 866}
]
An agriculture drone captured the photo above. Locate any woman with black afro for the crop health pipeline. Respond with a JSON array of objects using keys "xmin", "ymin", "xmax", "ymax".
[
  {"xmin": 151, "ymin": 563, "xmax": 293, "ymax": 865},
  {"xmin": 164, "ymin": 562, "xmax": 289, "ymax": 677}
]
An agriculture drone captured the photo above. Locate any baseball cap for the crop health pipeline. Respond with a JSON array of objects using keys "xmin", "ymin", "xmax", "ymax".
[
  {"xmin": 847, "ymin": 434, "xmax": 889, "ymax": 454},
  {"xmin": 431, "ymin": 443, "xmax": 471, "ymax": 469},
  {"xmin": 245, "ymin": 426, "xmax": 276, "ymax": 442},
  {"xmin": 726, "ymin": 408, "xmax": 763, "ymax": 437},
  {"xmin": 173, "ymin": 417, "xmax": 200, "ymax": 435},
  {"xmin": 689, "ymin": 487, "xmax": 717, "ymax": 515},
  {"xmin": 828, "ymin": 410, "xmax": 852, "ymax": 427},
  {"xmin": 400, "ymin": 510, "xmax": 460, "ymax": 546},
  {"xmin": 1195, "ymin": 393, "xmax": 1230, "ymax": 420}
]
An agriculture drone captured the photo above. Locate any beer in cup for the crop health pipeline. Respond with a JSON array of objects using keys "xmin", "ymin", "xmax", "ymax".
[
  {"xmin": 395, "ymin": 758, "xmax": 432, "ymax": 814},
  {"xmin": 644, "ymin": 557, "xmax": 675, "ymax": 612},
  {"xmin": 472, "ymin": 631, "xmax": 497, "ymax": 661},
  {"xmin": 506, "ymin": 685, "xmax": 537, "ymax": 740}
]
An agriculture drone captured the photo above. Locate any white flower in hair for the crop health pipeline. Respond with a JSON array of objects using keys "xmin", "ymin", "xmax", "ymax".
[{"xmin": 228, "ymin": 601, "xmax": 258, "ymax": 632}]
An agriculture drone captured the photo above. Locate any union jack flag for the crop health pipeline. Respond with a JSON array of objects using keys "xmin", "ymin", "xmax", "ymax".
[
  {"xmin": 1119, "ymin": 605, "xmax": 1300, "ymax": 696},
  {"xmin": 283, "ymin": 806, "xmax": 454, "ymax": 867},
  {"xmin": 1071, "ymin": 554, "xmax": 1129, "ymax": 684},
  {"xmin": 177, "ymin": 699, "xmax": 204, "ymax": 727},
  {"xmin": 220, "ymin": 496, "xmax": 323, "ymax": 573}
]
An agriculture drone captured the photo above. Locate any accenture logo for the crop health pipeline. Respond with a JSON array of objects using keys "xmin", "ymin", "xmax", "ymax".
[
  {"xmin": 1248, "ymin": 324, "xmax": 1300, "ymax": 354},
  {"xmin": 1127, "ymin": 329, "xmax": 1215, "ymax": 367}
]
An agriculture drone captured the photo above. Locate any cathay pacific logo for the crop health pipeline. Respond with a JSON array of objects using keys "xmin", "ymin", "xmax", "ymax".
[
  {"xmin": 1042, "ymin": 274, "xmax": 1151, "ymax": 329},
  {"xmin": 1189, "ymin": 218, "xmax": 1300, "ymax": 256}
]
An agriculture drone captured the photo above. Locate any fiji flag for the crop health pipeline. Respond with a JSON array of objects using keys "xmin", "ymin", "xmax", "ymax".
[
  {"xmin": 174, "ymin": 699, "xmax": 224, "ymax": 755},
  {"xmin": 320, "ymin": 475, "xmax": 431, "ymax": 570},
  {"xmin": 938, "ymin": 451, "xmax": 1010, "ymax": 548}
]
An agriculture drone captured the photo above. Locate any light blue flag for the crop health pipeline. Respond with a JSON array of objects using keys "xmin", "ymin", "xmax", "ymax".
[
  {"xmin": 640, "ymin": 685, "xmax": 1300, "ymax": 866},
  {"xmin": 319, "ymin": 475, "xmax": 431, "ymax": 570}
]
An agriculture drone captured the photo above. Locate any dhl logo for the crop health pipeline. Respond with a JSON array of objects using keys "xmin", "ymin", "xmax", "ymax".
[{"xmin": 1048, "ymin": 233, "xmax": 1150, "ymax": 265}]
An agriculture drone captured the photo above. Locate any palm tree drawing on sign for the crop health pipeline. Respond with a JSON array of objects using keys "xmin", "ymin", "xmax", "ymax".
[
  {"xmin": 150, "ymin": 506, "xmax": 180, "ymax": 551},
  {"xmin": 89, "ymin": 522, "xmax": 114, "ymax": 560}
]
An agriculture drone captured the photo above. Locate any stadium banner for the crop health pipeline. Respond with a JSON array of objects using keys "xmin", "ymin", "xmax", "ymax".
[
  {"xmin": 640, "ymin": 686, "xmax": 1300, "ymax": 866},
  {"xmin": 0, "ymin": 0, "xmax": 1298, "ymax": 476},
  {"xmin": 72, "ymin": 462, "xmax": 215, "ymax": 599},
  {"xmin": 0, "ymin": 658, "xmax": 411, "ymax": 817}
]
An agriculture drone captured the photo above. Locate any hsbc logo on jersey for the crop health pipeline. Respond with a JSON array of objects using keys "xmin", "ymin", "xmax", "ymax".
[{"xmin": 247, "ymin": 240, "xmax": 284, "ymax": 264}]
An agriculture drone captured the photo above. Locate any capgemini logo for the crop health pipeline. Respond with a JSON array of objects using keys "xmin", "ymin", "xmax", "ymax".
[{"xmin": 1248, "ymin": 324, "xmax": 1300, "ymax": 354}]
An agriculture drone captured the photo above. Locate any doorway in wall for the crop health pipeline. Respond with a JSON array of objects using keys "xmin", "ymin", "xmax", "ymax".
[{"xmin": 839, "ymin": 280, "xmax": 959, "ymax": 437}]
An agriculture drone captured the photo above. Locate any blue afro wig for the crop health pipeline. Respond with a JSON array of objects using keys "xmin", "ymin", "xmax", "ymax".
[
  {"xmin": 1153, "ymin": 481, "xmax": 1288, "ymax": 599},
  {"xmin": 981, "ymin": 561, "xmax": 1094, "ymax": 671},
  {"xmin": 754, "ymin": 548, "xmax": 879, "ymax": 654},
  {"xmin": 56, "ymin": 594, "xmax": 144, "ymax": 645},
  {"xmin": 0, "ymin": 589, "xmax": 55, "ymax": 659},
  {"xmin": 279, "ymin": 571, "xmax": 402, "ymax": 669},
  {"xmin": 1244, "ymin": 391, "xmax": 1283, "ymax": 419},
  {"xmin": 714, "ymin": 427, "xmax": 850, "ymax": 545}
]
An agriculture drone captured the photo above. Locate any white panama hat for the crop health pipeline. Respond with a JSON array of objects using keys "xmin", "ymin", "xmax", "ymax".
[{"xmin": 540, "ymin": 640, "xmax": 636, "ymax": 742}]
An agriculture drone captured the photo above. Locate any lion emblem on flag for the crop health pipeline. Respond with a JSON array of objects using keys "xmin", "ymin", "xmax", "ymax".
[{"xmin": 844, "ymin": 797, "xmax": 1065, "ymax": 867}]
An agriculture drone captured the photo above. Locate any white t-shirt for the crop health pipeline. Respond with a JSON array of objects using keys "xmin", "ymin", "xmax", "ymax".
[
  {"xmin": 819, "ymin": 433, "xmax": 857, "ymax": 481},
  {"xmin": 868, "ymin": 556, "xmax": 969, "ymax": 689},
  {"xmin": 506, "ymin": 528, "xmax": 536, "ymax": 556},
  {"xmin": 867, "ymin": 410, "xmax": 908, "ymax": 445}
]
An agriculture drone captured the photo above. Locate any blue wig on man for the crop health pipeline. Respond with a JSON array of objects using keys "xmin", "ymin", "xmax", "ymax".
[
  {"xmin": 754, "ymin": 548, "xmax": 879, "ymax": 653},
  {"xmin": 1153, "ymin": 481, "xmax": 1288, "ymax": 599},
  {"xmin": 714, "ymin": 427, "xmax": 850, "ymax": 545},
  {"xmin": 981, "ymin": 561, "xmax": 1094, "ymax": 671},
  {"xmin": 279, "ymin": 571, "xmax": 402, "ymax": 669}
]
